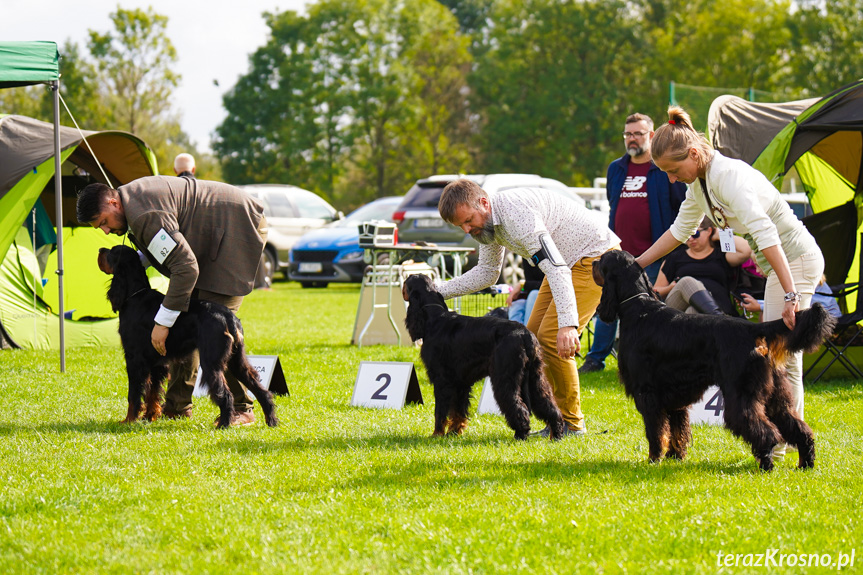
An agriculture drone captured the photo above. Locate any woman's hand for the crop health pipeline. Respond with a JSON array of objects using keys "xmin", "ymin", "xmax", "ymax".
[{"xmin": 783, "ymin": 299, "xmax": 798, "ymax": 329}]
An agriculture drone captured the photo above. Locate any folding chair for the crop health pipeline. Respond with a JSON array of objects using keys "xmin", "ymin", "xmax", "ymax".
[{"xmin": 803, "ymin": 229, "xmax": 863, "ymax": 382}]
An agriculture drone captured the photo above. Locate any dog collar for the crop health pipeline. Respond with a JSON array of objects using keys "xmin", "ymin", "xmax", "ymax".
[
  {"xmin": 619, "ymin": 293, "xmax": 652, "ymax": 306},
  {"xmin": 423, "ymin": 303, "xmax": 448, "ymax": 311}
]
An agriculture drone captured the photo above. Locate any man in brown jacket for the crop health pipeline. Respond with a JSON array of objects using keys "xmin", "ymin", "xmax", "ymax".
[{"xmin": 77, "ymin": 176, "xmax": 268, "ymax": 426}]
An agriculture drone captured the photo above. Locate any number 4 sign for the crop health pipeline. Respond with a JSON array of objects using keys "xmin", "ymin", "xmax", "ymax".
[
  {"xmin": 688, "ymin": 385, "xmax": 725, "ymax": 425},
  {"xmin": 351, "ymin": 361, "xmax": 423, "ymax": 409}
]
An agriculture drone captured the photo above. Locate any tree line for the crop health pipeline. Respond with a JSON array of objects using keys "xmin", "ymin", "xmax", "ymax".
[{"xmin": 2, "ymin": 1, "xmax": 860, "ymax": 209}]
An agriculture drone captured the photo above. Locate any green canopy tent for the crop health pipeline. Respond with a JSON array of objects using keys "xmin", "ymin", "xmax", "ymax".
[
  {"xmin": 708, "ymin": 79, "xmax": 863, "ymax": 290},
  {"xmin": 0, "ymin": 41, "xmax": 160, "ymax": 365}
]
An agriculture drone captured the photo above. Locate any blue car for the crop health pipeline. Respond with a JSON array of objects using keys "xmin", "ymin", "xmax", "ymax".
[{"xmin": 288, "ymin": 196, "xmax": 403, "ymax": 287}]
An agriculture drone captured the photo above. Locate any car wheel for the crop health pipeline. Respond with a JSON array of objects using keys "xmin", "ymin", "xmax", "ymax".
[
  {"xmin": 499, "ymin": 251, "xmax": 524, "ymax": 285},
  {"xmin": 301, "ymin": 281, "xmax": 329, "ymax": 288},
  {"xmin": 255, "ymin": 249, "xmax": 277, "ymax": 289}
]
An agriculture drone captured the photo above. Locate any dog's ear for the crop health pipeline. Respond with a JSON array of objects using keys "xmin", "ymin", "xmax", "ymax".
[
  {"xmin": 403, "ymin": 283, "xmax": 427, "ymax": 342},
  {"xmin": 106, "ymin": 264, "xmax": 129, "ymax": 313},
  {"xmin": 596, "ymin": 257, "xmax": 619, "ymax": 323}
]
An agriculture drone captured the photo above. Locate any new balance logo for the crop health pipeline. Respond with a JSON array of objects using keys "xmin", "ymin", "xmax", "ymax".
[{"xmin": 623, "ymin": 176, "xmax": 647, "ymax": 191}]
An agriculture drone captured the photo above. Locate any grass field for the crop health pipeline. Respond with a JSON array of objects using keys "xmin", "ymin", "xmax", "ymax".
[{"xmin": 1, "ymin": 282, "xmax": 861, "ymax": 574}]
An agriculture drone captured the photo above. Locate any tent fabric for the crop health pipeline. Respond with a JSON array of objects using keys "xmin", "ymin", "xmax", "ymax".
[
  {"xmin": 0, "ymin": 227, "xmax": 119, "ymax": 349},
  {"xmin": 0, "ymin": 114, "xmax": 158, "ymax": 350},
  {"xmin": 709, "ymin": 79, "xmax": 863, "ymax": 315},
  {"xmin": 708, "ymin": 95, "xmax": 818, "ymax": 165},
  {"xmin": 0, "ymin": 41, "xmax": 59, "ymax": 89}
]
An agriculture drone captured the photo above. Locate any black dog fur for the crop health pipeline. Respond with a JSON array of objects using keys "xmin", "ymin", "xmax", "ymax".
[
  {"xmin": 594, "ymin": 250, "xmax": 835, "ymax": 470},
  {"xmin": 99, "ymin": 245, "xmax": 278, "ymax": 429},
  {"xmin": 402, "ymin": 274, "xmax": 565, "ymax": 440}
]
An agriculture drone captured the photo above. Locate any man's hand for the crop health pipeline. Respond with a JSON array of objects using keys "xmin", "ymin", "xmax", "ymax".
[
  {"xmin": 151, "ymin": 325, "xmax": 169, "ymax": 356},
  {"xmin": 557, "ymin": 326, "xmax": 579, "ymax": 359}
]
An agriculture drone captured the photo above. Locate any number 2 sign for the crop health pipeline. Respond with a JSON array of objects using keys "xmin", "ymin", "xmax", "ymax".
[{"xmin": 351, "ymin": 361, "xmax": 423, "ymax": 409}]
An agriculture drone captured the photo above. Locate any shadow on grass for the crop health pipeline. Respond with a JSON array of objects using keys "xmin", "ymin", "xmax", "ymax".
[
  {"xmin": 215, "ymin": 431, "xmax": 761, "ymax": 480},
  {"xmin": 0, "ymin": 419, "xmax": 198, "ymax": 436}
]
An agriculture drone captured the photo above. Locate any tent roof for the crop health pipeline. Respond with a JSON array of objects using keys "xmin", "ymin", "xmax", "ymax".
[
  {"xmin": 0, "ymin": 114, "xmax": 157, "ymax": 200},
  {"xmin": 0, "ymin": 41, "xmax": 59, "ymax": 89},
  {"xmin": 708, "ymin": 95, "xmax": 818, "ymax": 165}
]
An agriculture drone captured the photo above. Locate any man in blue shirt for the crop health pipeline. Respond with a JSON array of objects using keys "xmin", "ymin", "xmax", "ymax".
[{"xmin": 580, "ymin": 113, "xmax": 687, "ymax": 374}]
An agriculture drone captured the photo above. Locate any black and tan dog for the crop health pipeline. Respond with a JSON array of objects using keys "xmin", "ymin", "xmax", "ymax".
[
  {"xmin": 402, "ymin": 273, "xmax": 564, "ymax": 440},
  {"xmin": 99, "ymin": 245, "xmax": 278, "ymax": 429},
  {"xmin": 593, "ymin": 250, "xmax": 835, "ymax": 470}
]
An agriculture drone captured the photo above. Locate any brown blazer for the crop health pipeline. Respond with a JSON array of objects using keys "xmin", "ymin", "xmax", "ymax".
[{"xmin": 118, "ymin": 176, "xmax": 266, "ymax": 311}]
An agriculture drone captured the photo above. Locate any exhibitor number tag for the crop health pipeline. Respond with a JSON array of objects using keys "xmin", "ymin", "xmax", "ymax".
[
  {"xmin": 147, "ymin": 228, "xmax": 178, "ymax": 264},
  {"xmin": 718, "ymin": 228, "xmax": 736, "ymax": 253}
]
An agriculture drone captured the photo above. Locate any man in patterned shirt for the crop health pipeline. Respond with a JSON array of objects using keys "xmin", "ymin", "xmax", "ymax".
[{"xmin": 437, "ymin": 180, "xmax": 620, "ymax": 437}]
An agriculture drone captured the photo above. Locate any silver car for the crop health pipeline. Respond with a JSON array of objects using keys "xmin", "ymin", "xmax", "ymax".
[{"xmin": 240, "ymin": 184, "xmax": 342, "ymax": 286}]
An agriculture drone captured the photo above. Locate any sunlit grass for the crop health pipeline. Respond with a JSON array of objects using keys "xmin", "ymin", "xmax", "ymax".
[{"xmin": 1, "ymin": 282, "xmax": 861, "ymax": 573}]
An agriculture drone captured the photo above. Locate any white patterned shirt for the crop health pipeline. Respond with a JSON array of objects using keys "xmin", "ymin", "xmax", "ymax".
[{"xmin": 436, "ymin": 187, "xmax": 620, "ymax": 328}]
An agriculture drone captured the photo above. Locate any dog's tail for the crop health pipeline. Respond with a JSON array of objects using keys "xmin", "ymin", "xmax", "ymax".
[{"xmin": 755, "ymin": 303, "xmax": 836, "ymax": 360}]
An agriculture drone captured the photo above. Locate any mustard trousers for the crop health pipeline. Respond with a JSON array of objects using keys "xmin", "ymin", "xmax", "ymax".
[{"xmin": 526, "ymin": 255, "xmax": 604, "ymax": 431}]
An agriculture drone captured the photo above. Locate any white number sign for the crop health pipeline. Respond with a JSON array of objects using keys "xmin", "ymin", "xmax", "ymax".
[
  {"xmin": 688, "ymin": 385, "xmax": 725, "ymax": 425},
  {"xmin": 351, "ymin": 361, "xmax": 423, "ymax": 409},
  {"xmin": 193, "ymin": 355, "xmax": 289, "ymax": 398},
  {"xmin": 477, "ymin": 377, "xmax": 501, "ymax": 416}
]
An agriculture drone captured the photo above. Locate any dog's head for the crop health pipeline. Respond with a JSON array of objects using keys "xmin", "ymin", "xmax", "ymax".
[
  {"xmin": 593, "ymin": 250, "xmax": 656, "ymax": 322},
  {"xmin": 402, "ymin": 273, "xmax": 445, "ymax": 341},
  {"xmin": 100, "ymin": 245, "xmax": 151, "ymax": 312}
]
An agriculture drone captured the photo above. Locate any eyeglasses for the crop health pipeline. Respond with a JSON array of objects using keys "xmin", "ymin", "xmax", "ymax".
[
  {"xmin": 622, "ymin": 131, "xmax": 649, "ymax": 139},
  {"xmin": 691, "ymin": 228, "xmax": 710, "ymax": 239}
]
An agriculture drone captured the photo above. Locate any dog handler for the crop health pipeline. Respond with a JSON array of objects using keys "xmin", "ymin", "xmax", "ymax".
[
  {"xmin": 77, "ymin": 176, "xmax": 268, "ymax": 427},
  {"xmin": 635, "ymin": 106, "xmax": 824, "ymax": 457},
  {"xmin": 437, "ymin": 180, "xmax": 620, "ymax": 437}
]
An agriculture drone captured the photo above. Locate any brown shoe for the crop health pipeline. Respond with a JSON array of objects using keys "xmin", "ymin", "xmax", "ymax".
[
  {"xmin": 162, "ymin": 406, "xmax": 193, "ymax": 420},
  {"xmin": 213, "ymin": 410, "xmax": 256, "ymax": 427}
]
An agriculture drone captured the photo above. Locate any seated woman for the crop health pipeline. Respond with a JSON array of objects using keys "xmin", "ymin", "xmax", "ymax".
[
  {"xmin": 507, "ymin": 258, "xmax": 545, "ymax": 324},
  {"xmin": 653, "ymin": 217, "xmax": 752, "ymax": 315}
]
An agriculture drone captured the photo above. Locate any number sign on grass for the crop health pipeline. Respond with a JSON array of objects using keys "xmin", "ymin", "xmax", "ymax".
[
  {"xmin": 192, "ymin": 355, "xmax": 289, "ymax": 398},
  {"xmin": 351, "ymin": 361, "xmax": 423, "ymax": 409},
  {"xmin": 477, "ymin": 377, "xmax": 502, "ymax": 416},
  {"xmin": 688, "ymin": 385, "xmax": 725, "ymax": 425}
]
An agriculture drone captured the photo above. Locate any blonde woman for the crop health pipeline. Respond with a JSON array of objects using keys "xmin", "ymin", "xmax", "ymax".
[{"xmin": 635, "ymin": 106, "xmax": 824, "ymax": 456}]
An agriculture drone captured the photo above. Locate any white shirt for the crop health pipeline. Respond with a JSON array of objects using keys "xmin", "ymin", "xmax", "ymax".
[
  {"xmin": 670, "ymin": 151, "xmax": 819, "ymax": 275},
  {"xmin": 436, "ymin": 187, "xmax": 620, "ymax": 328}
]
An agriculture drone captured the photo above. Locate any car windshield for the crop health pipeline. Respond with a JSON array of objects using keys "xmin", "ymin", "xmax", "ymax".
[
  {"xmin": 330, "ymin": 199, "xmax": 400, "ymax": 227},
  {"xmin": 263, "ymin": 192, "xmax": 296, "ymax": 218},
  {"xmin": 293, "ymin": 191, "xmax": 336, "ymax": 219}
]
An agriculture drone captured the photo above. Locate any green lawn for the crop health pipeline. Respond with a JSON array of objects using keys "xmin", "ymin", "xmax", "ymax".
[{"xmin": 1, "ymin": 282, "xmax": 861, "ymax": 574}]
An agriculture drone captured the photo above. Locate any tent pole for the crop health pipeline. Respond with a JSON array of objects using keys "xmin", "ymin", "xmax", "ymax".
[{"xmin": 52, "ymin": 80, "xmax": 65, "ymax": 373}]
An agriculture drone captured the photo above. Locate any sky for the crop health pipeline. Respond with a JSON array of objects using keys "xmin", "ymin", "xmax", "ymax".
[{"xmin": 0, "ymin": 0, "xmax": 310, "ymax": 153}]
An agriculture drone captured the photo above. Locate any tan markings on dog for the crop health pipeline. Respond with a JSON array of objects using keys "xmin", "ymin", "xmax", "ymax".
[
  {"xmin": 447, "ymin": 413, "xmax": 469, "ymax": 436},
  {"xmin": 754, "ymin": 337, "xmax": 769, "ymax": 357},
  {"xmin": 766, "ymin": 338, "xmax": 789, "ymax": 365}
]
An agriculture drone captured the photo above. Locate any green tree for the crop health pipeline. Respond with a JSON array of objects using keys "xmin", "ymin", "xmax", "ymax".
[
  {"xmin": 788, "ymin": 0, "xmax": 863, "ymax": 96},
  {"xmin": 216, "ymin": 0, "xmax": 472, "ymax": 207},
  {"xmin": 470, "ymin": 0, "xmax": 642, "ymax": 184},
  {"xmin": 87, "ymin": 6, "xmax": 191, "ymax": 170}
]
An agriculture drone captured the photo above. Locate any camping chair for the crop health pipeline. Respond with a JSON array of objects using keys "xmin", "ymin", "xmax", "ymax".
[{"xmin": 803, "ymin": 228, "xmax": 863, "ymax": 383}]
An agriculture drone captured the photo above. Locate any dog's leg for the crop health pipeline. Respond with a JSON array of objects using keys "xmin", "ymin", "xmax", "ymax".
[
  {"xmin": 143, "ymin": 365, "xmax": 168, "ymax": 422},
  {"xmin": 722, "ymin": 382, "xmax": 781, "ymax": 471},
  {"xmin": 636, "ymin": 395, "xmax": 668, "ymax": 462},
  {"xmin": 204, "ymin": 368, "xmax": 236, "ymax": 429},
  {"xmin": 228, "ymin": 352, "xmax": 279, "ymax": 427},
  {"xmin": 432, "ymin": 382, "xmax": 455, "ymax": 437},
  {"xmin": 524, "ymin": 368, "xmax": 565, "ymax": 441},
  {"xmin": 666, "ymin": 409, "xmax": 691, "ymax": 460},
  {"xmin": 446, "ymin": 385, "xmax": 472, "ymax": 436},
  {"xmin": 766, "ymin": 370, "xmax": 815, "ymax": 469},
  {"xmin": 122, "ymin": 358, "xmax": 148, "ymax": 424}
]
